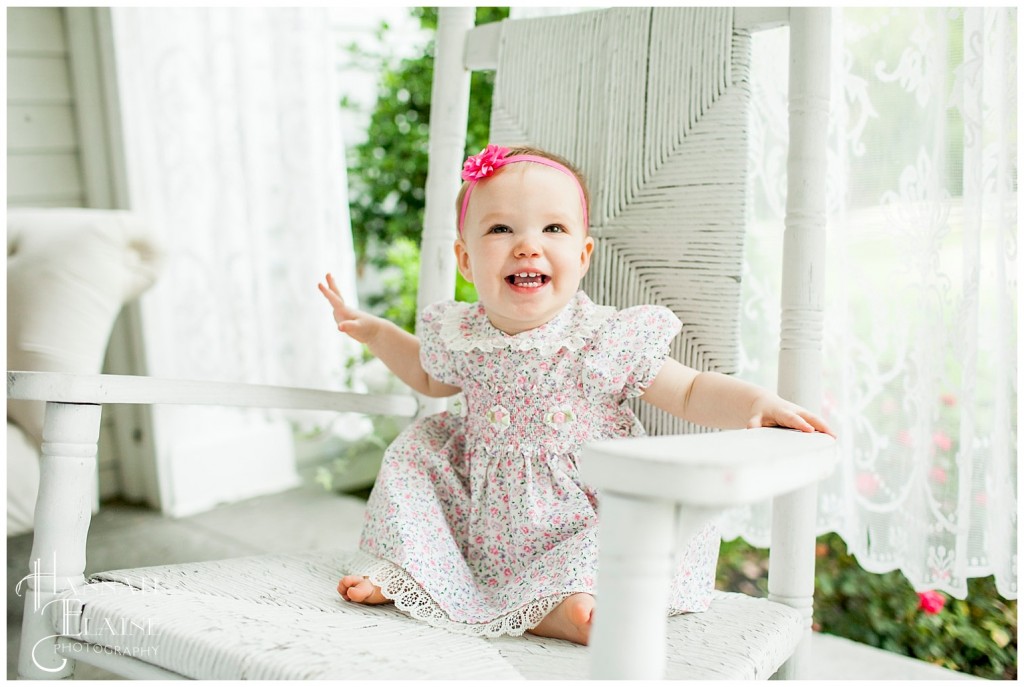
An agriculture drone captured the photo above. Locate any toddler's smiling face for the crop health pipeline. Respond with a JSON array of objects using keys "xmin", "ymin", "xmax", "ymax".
[{"xmin": 455, "ymin": 164, "xmax": 594, "ymax": 335}]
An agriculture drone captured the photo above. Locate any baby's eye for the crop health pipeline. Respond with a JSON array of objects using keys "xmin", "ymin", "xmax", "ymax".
[
  {"xmin": 543, "ymin": 224, "xmax": 565, "ymax": 233},
  {"xmin": 488, "ymin": 224, "xmax": 511, "ymax": 234}
]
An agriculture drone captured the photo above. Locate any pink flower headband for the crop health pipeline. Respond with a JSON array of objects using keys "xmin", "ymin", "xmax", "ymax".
[{"xmin": 458, "ymin": 144, "xmax": 589, "ymax": 235}]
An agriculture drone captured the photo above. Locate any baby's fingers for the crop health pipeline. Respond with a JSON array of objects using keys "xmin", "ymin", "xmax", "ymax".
[
  {"xmin": 800, "ymin": 410, "xmax": 836, "ymax": 438},
  {"xmin": 325, "ymin": 272, "xmax": 343, "ymax": 297},
  {"xmin": 318, "ymin": 281, "xmax": 348, "ymax": 311}
]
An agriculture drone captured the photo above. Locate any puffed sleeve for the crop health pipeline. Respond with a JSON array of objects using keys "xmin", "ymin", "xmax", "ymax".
[
  {"xmin": 417, "ymin": 300, "xmax": 463, "ymax": 386},
  {"xmin": 583, "ymin": 305, "xmax": 682, "ymax": 400}
]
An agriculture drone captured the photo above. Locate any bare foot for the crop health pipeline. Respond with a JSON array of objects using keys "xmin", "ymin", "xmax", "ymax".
[
  {"xmin": 527, "ymin": 593, "xmax": 595, "ymax": 645},
  {"xmin": 337, "ymin": 575, "xmax": 392, "ymax": 604}
]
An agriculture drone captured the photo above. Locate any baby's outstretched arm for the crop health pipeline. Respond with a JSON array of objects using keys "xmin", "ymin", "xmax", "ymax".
[
  {"xmin": 318, "ymin": 273, "xmax": 460, "ymax": 398},
  {"xmin": 642, "ymin": 359, "xmax": 834, "ymax": 437}
]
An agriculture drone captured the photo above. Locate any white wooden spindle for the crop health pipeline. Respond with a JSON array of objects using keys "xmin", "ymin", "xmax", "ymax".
[
  {"xmin": 589, "ymin": 493, "xmax": 676, "ymax": 679},
  {"xmin": 418, "ymin": 6, "xmax": 474, "ymax": 417},
  {"xmin": 18, "ymin": 402, "xmax": 102, "ymax": 679},
  {"xmin": 769, "ymin": 7, "xmax": 832, "ymax": 679}
]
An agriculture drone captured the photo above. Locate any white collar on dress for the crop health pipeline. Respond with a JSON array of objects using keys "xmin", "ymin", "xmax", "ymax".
[{"xmin": 439, "ymin": 291, "xmax": 616, "ymax": 355}]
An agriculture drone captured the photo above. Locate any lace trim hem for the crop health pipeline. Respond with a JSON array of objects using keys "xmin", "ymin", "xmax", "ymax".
[
  {"xmin": 352, "ymin": 552, "xmax": 574, "ymax": 638},
  {"xmin": 440, "ymin": 295, "xmax": 615, "ymax": 355}
]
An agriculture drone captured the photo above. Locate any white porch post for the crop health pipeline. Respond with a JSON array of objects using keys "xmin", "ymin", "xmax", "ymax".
[
  {"xmin": 769, "ymin": 7, "xmax": 832, "ymax": 680},
  {"xmin": 18, "ymin": 402, "xmax": 102, "ymax": 679},
  {"xmin": 418, "ymin": 6, "xmax": 474, "ymax": 416}
]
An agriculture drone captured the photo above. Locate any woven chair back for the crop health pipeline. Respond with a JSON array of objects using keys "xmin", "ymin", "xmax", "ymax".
[{"xmin": 490, "ymin": 7, "xmax": 753, "ymax": 436}]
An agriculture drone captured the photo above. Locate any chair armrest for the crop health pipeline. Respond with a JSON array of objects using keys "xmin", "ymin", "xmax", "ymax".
[
  {"xmin": 580, "ymin": 427, "xmax": 837, "ymax": 506},
  {"xmin": 7, "ymin": 371, "xmax": 420, "ymax": 418}
]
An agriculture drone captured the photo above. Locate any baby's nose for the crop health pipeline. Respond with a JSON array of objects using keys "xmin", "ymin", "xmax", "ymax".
[{"xmin": 514, "ymin": 239, "xmax": 541, "ymax": 257}]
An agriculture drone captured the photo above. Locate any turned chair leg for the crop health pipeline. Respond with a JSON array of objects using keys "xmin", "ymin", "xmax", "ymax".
[
  {"xmin": 768, "ymin": 485, "xmax": 819, "ymax": 680},
  {"xmin": 589, "ymin": 492, "xmax": 718, "ymax": 679},
  {"xmin": 17, "ymin": 402, "xmax": 101, "ymax": 679}
]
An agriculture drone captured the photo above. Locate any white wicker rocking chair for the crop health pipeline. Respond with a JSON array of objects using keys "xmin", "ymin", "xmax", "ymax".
[{"xmin": 11, "ymin": 7, "xmax": 837, "ymax": 680}]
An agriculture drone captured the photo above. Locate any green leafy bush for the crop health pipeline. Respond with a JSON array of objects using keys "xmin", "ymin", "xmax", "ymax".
[
  {"xmin": 344, "ymin": 7, "xmax": 505, "ymax": 332},
  {"xmin": 717, "ymin": 533, "xmax": 1017, "ymax": 679}
]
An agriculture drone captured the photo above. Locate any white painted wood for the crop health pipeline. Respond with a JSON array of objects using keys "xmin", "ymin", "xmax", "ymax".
[
  {"xmin": 769, "ymin": 7, "xmax": 833, "ymax": 680},
  {"xmin": 580, "ymin": 428, "xmax": 837, "ymax": 506},
  {"xmin": 734, "ymin": 7, "xmax": 789, "ymax": 31},
  {"xmin": 589, "ymin": 493, "xmax": 677, "ymax": 679},
  {"xmin": 464, "ymin": 19, "xmax": 502, "ymax": 71},
  {"xmin": 7, "ymin": 56, "xmax": 73, "ymax": 102},
  {"xmin": 418, "ymin": 6, "xmax": 475, "ymax": 417},
  {"xmin": 7, "ymin": 8, "xmax": 89, "ymax": 210},
  {"xmin": 419, "ymin": 5, "xmax": 473, "ymax": 312},
  {"xmin": 102, "ymin": 309, "xmax": 161, "ymax": 506},
  {"xmin": 7, "ymin": 154, "xmax": 84, "ymax": 200},
  {"xmin": 6, "ymin": 195, "xmax": 83, "ymax": 208},
  {"xmin": 7, "ymin": 7, "xmax": 67, "ymax": 53},
  {"xmin": 582, "ymin": 429, "xmax": 837, "ymax": 680},
  {"xmin": 7, "ymin": 371, "xmax": 420, "ymax": 418},
  {"xmin": 65, "ymin": 7, "xmax": 116, "ymax": 210},
  {"xmin": 7, "ymin": 105, "xmax": 78, "ymax": 152},
  {"xmin": 769, "ymin": 486, "xmax": 819, "ymax": 679},
  {"xmin": 18, "ymin": 402, "xmax": 101, "ymax": 679},
  {"xmin": 97, "ymin": 415, "xmax": 120, "ymax": 500}
]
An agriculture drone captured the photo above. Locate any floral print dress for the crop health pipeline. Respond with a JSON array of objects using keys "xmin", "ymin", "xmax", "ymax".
[{"xmin": 354, "ymin": 291, "xmax": 718, "ymax": 637}]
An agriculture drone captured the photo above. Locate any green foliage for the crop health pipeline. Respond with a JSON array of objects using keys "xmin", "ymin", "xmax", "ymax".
[
  {"xmin": 344, "ymin": 7, "xmax": 507, "ymax": 331},
  {"xmin": 717, "ymin": 533, "xmax": 1017, "ymax": 679},
  {"xmin": 364, "ymin": 236, "xmax": 481, "ymax": 331}
]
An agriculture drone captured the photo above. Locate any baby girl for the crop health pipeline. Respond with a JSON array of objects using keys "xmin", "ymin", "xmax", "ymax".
[{"xmin": 318, "ymin": 144, "xmax": 832, "ymax": 645}]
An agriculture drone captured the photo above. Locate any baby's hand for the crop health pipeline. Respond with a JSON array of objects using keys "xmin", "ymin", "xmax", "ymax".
[
  {"xmin": 747, "ymin": 395, "xmax": 835, "ymax": 438},
  {"xmin": 318, "ymin": 273, "xmax": 381, "ymax": 345}
]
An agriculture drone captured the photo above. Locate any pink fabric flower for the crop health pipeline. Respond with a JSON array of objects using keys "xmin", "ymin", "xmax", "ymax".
[
  {"xmin": 461, "ymin": 144, "xmax": 509, "ymax": 181},
  {"xmin": 917, "ymin": 590, "xmax": 945, "ymax": 614}
]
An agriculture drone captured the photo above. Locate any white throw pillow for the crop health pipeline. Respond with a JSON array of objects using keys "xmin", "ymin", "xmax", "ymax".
[{"xmin": 7, "ymin": 209, "xmax": 162, "ymax": 445}]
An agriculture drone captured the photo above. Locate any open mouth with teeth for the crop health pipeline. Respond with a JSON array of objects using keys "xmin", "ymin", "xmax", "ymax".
[{"xmin": 505, "ymin": 272, "xmax": 550, "ymax": 289}]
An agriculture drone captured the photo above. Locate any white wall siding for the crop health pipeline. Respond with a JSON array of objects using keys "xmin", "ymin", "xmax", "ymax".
[{"xmin": 7, "ymin": 8, "xmax": 87, "ymax": 208}]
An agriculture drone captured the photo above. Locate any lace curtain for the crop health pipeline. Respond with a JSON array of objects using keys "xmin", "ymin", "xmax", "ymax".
[
  {"xmin": 722, "ymin": 7, "xmax": 1017, "ymax": 599},
  {"xmin": 112, "ymin": 7, "xmax": 359, "ymax": 389},
  {"xmin": 110, "ymin": 8, "xmax": 363, "ymax": 513}
]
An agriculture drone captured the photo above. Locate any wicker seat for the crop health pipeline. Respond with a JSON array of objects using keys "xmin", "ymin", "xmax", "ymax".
[
  {"xmin": 12, "ymin": 7, "xmax": 835, "ymax": 680},
  {"xmin": 53, "ymin": 551, "xmax": 801, "ymax": 679}
]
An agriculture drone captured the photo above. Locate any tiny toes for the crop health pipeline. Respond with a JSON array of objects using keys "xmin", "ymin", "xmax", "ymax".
[{"xmin": 337, "ymin": 576, "xmax": 390, "ymax": 605}]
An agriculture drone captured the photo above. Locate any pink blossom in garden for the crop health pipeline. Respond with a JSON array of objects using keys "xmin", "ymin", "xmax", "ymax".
[
  {"xmin": 932, "ymin": 431, "xmax": 952, "ymax": 451},
  {"xmin": 856, "ymin": 473, "xmax": 881, "ymax": 497},
  {"xmin": 897, "ymin": 429, "xmax": 914, "ymax": 447},
  {"xmin": 917, "ymin": 590, "xmax": 945, "ymax": 614},
  {"xmin": 930, "ymin": 466, "xmax": 948, "ymax": 484},
  {"xmin": 940, "ymin": 393, "xmax": 957, "ymax": 407}
]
